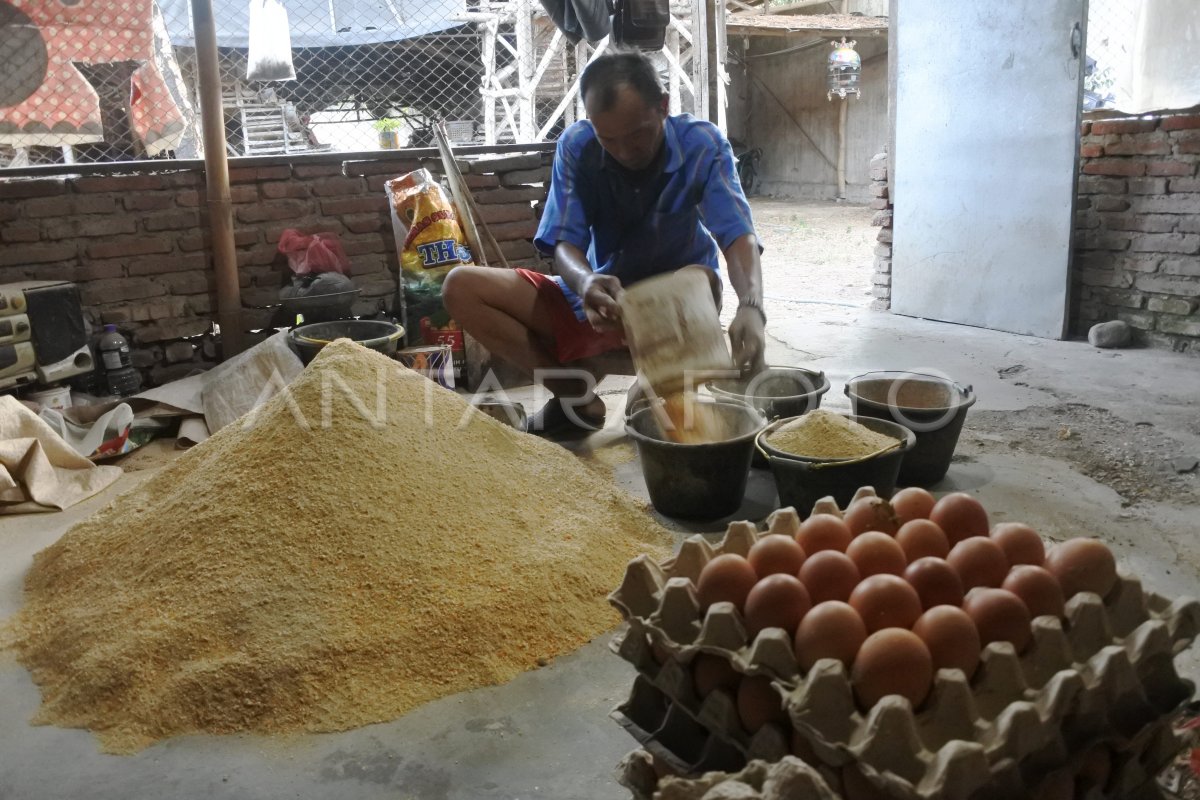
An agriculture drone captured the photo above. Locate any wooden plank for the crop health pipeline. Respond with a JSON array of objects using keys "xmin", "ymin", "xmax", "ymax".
[
  {"xmin": 763, "ymin": 0, "xmax": 835, "ymax": 14},
  {"xmin": 726, "ymin": 12, "xmax": 887, "ymax": 37}
]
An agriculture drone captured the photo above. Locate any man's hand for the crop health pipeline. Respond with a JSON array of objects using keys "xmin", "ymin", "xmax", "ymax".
[
  {"xmin": 729, "ymin": 304, "xmax": 766, "ymax": 375},
  {"xmin": 582, "ymin": 274, "xmax": 623, "ymax": 332}
]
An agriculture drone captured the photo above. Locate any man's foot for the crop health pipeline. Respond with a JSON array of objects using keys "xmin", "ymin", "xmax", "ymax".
[{"xmin": 523, "ymin": 397, "xmax": 606, "ymax": 439}]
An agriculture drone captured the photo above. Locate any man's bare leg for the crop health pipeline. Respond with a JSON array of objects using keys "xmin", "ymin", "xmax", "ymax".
[{"xmin": 442, "ymin": 267, "xmax": 605, "ymax": 422}]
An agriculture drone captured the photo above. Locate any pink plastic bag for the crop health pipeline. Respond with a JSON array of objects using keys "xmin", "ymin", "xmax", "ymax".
[{"xmin": 277, "ymin": 229, "xmax": 351, "ymax": 275}]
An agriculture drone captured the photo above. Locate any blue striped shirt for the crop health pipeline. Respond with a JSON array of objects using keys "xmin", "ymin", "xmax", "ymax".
[{"xmin": 534, "ymin": 113, "xmax": 757, "ymax": 320}]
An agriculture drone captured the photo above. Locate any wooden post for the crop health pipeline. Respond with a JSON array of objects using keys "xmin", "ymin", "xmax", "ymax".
[
  {"xmin": 515, "ymin": 0, "xmax": 536, "ymax": 141},
  {"xmin": 715, "ymin": 0, "xmax": 728, "ymax": 132},
  {"xmin": 837, "ymin": 97, "xmax": 848, "ymax": 199},
  {"xmin": 482, "ymin": 19, "xmax": 498, "ymax": 145},
  {"xmin": 667, "ymin": 28, "xmax": 681, "ymax": 115},
  {"xmin": 191, "ymin": 0, "xmax": 244, "ymax": 356}
]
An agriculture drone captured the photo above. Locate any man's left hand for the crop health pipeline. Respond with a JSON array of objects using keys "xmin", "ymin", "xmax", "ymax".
[{"xmin": 729, "ymin": 304, "xmax": 767, "ymax": 376}]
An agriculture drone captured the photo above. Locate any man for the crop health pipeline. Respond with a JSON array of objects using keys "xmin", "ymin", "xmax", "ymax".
[{"xmin": 443, "ymin": 50, "xmax": 766, "ymax": 438}]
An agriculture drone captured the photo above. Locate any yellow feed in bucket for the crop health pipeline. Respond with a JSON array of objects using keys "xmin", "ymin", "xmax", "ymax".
[{"xmin": 767, "ymin": 410, "xmax": 899, "ymax": 459}]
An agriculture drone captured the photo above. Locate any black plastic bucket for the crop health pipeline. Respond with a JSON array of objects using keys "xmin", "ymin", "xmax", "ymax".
[
  {"xmin": 288, "ymin": 320, "xmax": 405, "ymax": 365},
  {"xmin": 707, "ymin": 366, "xmax": 831, "ymax": 420},
  {"xmin": 707, "ymin": 367, "xmax": 831, "ymax": 468},
  {"xmin": 626, "ymin": 399, "xmax": 766, "ymax": 520},
  {"xmin": 757, "ymin": 414, "xmax": 915, "ymax": 515},
  {"xmin": 845, "ymin": 371, "xmax": 976, "ymax": 487}
]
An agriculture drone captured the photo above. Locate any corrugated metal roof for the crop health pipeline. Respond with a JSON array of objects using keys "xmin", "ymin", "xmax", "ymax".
[{"xmin": 158, "ymin": 0, "xmax": 467, "ymax": 48}]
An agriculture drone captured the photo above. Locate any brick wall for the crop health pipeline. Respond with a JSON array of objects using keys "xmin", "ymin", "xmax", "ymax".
[
  {"xmin": 1073, "ymin": 111, "xmax": 1200, "ymax": 353},
  {"xmin": 868, "ymin": 151, "xmax": 892, "ymax": 310},
  {"xmin": 0, "ymin": 148, "xmax": 554, "ymax": 385}
]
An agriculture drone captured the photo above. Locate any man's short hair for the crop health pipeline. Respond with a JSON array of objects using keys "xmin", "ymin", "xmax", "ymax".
[{"xmin": 580, "ymin": 50, "xmax": 666, "ymax": 112}]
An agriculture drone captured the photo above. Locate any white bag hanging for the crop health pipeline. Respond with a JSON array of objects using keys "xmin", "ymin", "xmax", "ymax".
[{"xmin": 247, "ymin": 0, "xmax": 296, "ymax": 81}]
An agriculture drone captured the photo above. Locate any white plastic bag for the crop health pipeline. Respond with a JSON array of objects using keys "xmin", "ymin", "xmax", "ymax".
[{"xmin": 247, "ymin": 0, "xmax": 296, "ymax": 81}]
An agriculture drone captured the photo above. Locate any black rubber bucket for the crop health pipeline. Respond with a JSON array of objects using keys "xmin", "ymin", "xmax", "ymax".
[
  {"xmin": 757, "ymin": 415, "xmax": 915, "ymax": 516},
  {"xmin": 626, "ymin": 399, "xmax": 766, "ymax": 520},
  {"xmin": 707, "ymin": 366, "xmax": 831, "ymax": 468},
  {"xmin": 845, "ymin": 371, "xmax": 976, "ymax": 487},
  {"xmin": 288, "ymin": 320, "xmax": 405, "ymax": 365}
]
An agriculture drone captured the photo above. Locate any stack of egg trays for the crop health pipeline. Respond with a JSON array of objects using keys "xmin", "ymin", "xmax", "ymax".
[{"xmin": 608, "ymin": 495, "xmax": 1200, "ymax": 800}]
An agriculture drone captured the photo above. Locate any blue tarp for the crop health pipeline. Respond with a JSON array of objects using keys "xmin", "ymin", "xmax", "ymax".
[{"xmin": 158, "ymin": 0, "xmax": 467, "ymax": 48}]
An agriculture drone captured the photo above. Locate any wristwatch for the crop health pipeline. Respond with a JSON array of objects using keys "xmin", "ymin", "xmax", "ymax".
[{"xmin": 738, "ymin": 296, "xmax": 766, "ymax": 323}]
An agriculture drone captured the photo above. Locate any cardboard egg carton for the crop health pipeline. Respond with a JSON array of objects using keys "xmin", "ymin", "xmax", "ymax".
[
  {"xmin": 619, "ymin": 754, "xmax": 845, "ymax": 800},
  {"xmin": 607, "ymin": 490, "xmax": 1200, "ymax": 800}
]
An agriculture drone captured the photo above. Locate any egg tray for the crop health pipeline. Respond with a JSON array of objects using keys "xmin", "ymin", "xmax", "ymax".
[
  {"xmin": 619, "ymin": 754, "xmax": 845, "ymax": 800},
  {"xmin": 607, "ymin": 495, "xmax": 1200, "ymax": 800}
]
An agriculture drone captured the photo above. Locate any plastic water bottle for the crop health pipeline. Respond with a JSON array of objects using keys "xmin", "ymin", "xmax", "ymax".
[{"xmin": 97, "ymin": 324, "xmax": 140, "ymax": 396}]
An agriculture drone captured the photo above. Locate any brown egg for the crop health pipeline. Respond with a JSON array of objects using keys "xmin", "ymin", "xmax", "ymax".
[
  {"xmin": 1076, "ymin": 745, "xmax": 1113, "ymax": 792},
  {"xmin": 851, "ymin": 628, "xmax": 933, "ymax": 710},
  {"xmin": 903, "ymin": 557, "xmax": 965, "ymax": 610},
  {"xmin": 947, "ymin": 537, "xmax": 1009, "ymax": 590},
  {"xmin": 790, "ymin": 728, "xmax": 820, "ymax": 764},
  {"xmin": 796, "ymin": 513, "xmax": 853, "ymax": 554},
  {"xmin": 744, "ymin": 574, "xmax": 812, "ymax": 638},
  {"xmin": 990, "ymin": 522, "xmax": 1046, "ymax": 566},
  {"xmin": 849, "ymin": 574, "xmax": 923, "ymax": 632},
  {"xmin": 929, "ymin": 492, "xmax": 989, "ymax": 545},
  {"xmin": 799, "ymin": 550, "xmax": 861, "ymax": 604},
  {"xmin": 696, "ymin": 554, "xmax": 759, "ymax": 611},
  {"xmin": 912, "ymin": 605, "xmax": 982, "ymax": 679},
  {"xmin": 649, "ymin": 636, "xmax": 672, "ymax": 665},
  {"xmin": 890, "ymin": 487, "xmax": 936, "ymax": 525},
  {"xmin": 962, "ymin": 587, "xmax": 1032, "ymax": 653},
  {"xmin": 843, "ymin": 497, "xmax": 899, "ymax": 536},
  {"xmin": 736, "ymin": 674, "xmax": 785, "ymax": 733},
  {"xmin": 747, "ymin": 534, "xmax": 807, "ymax": 578},
  {"xmin": 895, "ymin": 519, "xmax": 951, "ymax": 562},
  {"xmin": 793, "ymin": 601, "xmax": 867, "ymax": 671},
  {"xmin": 692, "ymin": 652, "xmax": 740, "ymax": 698},
  {"xmin": 1032, "ymin": 770, "xmax": 1076, "ymax": 800},
  {"xmin": 845, "ymin": 531, "xmax": 908, "ymax": 578},
  {"xmin": 1003, "ymin": 565, "xmax": 1066, "ymax": 619},
  {"xmin": 1043, "ymin": 538, "xmax": 1118, "ymax": 599}
]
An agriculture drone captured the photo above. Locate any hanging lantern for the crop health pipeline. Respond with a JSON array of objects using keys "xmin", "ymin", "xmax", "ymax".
[{"xmin": 827, "ymin": 38, "xmax": 862, "ymax": 101}]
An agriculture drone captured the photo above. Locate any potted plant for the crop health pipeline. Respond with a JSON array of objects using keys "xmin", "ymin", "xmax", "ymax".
[{"xmin": 374, "ymin": 118, "xmax": 402, "ymax": 150}]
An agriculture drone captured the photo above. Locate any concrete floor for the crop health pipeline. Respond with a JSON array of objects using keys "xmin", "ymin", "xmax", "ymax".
[{"xmin": 3, "ymin": 207, "xmax": 1200, "ymax": 799}]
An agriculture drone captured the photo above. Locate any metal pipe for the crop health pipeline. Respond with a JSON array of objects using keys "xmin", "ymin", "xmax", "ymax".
[
  {"xmin": 837, "ymin": 97, "xmax": 847, "ymax": 199},
  {"xmin": 191, "ymin": 0, "xmax": 245, "ymax": 357}
]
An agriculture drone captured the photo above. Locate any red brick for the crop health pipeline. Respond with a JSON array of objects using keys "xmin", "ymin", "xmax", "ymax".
[
  {"xmin": 143, "ymin": 210, "xmax": 202, "ymax": 232},
  {"xmin": 1080, "ymin": 143, "xmax": 1104, "ymax": 158},
  {"xmin": 1099, "ymin": 213, "xmax": 1178, "ymax": 234},
  {"xmin": 1129, "ymin": 194, "xmax": 1200, "ymax": 214},
  {"xmin": 87, "ymin": 236, "xmax": 173, "ymax": 259},
  {"xmin": 340, "ymin": 233, "xmax": 388, "ymax": 256},
  {"xmin": 0, "ymin": 179, "xmax": 68, "ymax": 199},
  {"xmin": 1104, "ymin": 137, "xmax": 1172, "ymax": 156},
  {"xmin": 1171, "ymin": 177, "xmax": 1200, "ymax": 193},
  {"xmin": 491, "ymin": 239, "xmax": 539, "ymax": 262},
  {"xmin": 264, "ymin": 219, "xmax": 345, "ymax": 243},
  {"xmin": 320, "ymin": 196, "xmax": 387, "ymax": 216},
  {"xmin": 236, "ymin": 247, "xmax": 282, "ymax": 267},
  {"xmin": 1128, "ymin": 177, "xmax": 1168, "ymax": 194},
  {"xmin": 45, "ymin": 216, "xmax": 137, "ymax": 239},
  {"xmin": 134, "ymin": 317, "xmax": 213, "ymax": 343},
  {"xmin": 1145, "ymin": 161, "xmax": 1195, "ymax": 177},
  {"xmin": 260, "ymin": 181, "xmax": 310, "ymax": 200},
  {"xmin": 342, "ymin": 159, "xmax": 423, "ymax": 177},
  {"xmin": 1177, "ymin": 132, "xmax": 1200, "ymax": 155},
  {"xmin": 1083, "ymin": 159, "xmax": 1147, "ymax": 177},
  {"xmin": 469, "ymin": 153, "xmax": 542, "ymax": 173},
  {"xmin": 1078, "ymin": 230, "xmax": 1132, "ymax": 251},
  {"xmin": 1080, "ymin": 121, "xmax": 1092, "ymax": 136},
  {"xmin": 1161, "ymin": 114, "xmax": 1200, "ymax": 132},
  {"xmin": 184, "ymin": 294, "xmax": 214, "ymax": 314},
  {"xmin": 1091, "ymin": 195, "xmax": 1130, "ymax": 212},
  {"xmin": 499, "ymin": 167, "xmax": 552, "ymax": 187},
  {"xmin": 1129, "ymin": 233, "xmax": 1200, "ymax": 254},
  {"xmin": 2, "ymin": 224, "xmax": 40, "ymax": 243},
  {"xmin": 73, "ymin": 174, "xmax": 172, "ymax": 193},
  {"xmin": 475, "ymin": 203, "xmax": 535, "ymax": 225},
  {"xmin": 343, "ymin": 214, "xmax": 385, "ymax": 234},
  {"xmin": 228, "ymin": 166, "xmax": 290, "ymax": 183},
  {"xmin": 163, "ymin": 271, "xmax": 216, "ymax": 295},
  {"xmin": 0, "ymin": 205, "xmax": 19, "ymax": 223},
  {"xmin": 126, "ymin": 253, "xmax": 209, "ymax": 275},
  {"xmin": 178, "ymin": 230, "xmax": 258, "ymax": 251},
  {"xmin": 293, "ymin": 164, "xmax": 344, "ymax": 179},
  {"xmin": 485, "ymin": 219, "xmax": 539, "ymax": 241},
  {"xmin": 123, "ymin": 193, "xmax": 177, "ymax": 212},
  {"xmin": 1179, "ymin": 217, "xmax": 1200, "ymax": 234},
  {"xmin": 81, "ymin": 277, "xmax": 167, "ymax": 305},
  {"xmin": 311, "ymin": 177, "xmax": 367, "ymax": 197},
  {"xmin": 1078, "ymin": 176, "xmax": 1127, "ymax": 194},
  {"xmin": 235, "ymin": 200, "xmax": 312, "ymax": 224},
  {"xmin": 1091, "ymin": 118, "xmax": 1159, "ymax": 136},
  {"xmin": 463, "ymin": 173, "xmax": 501, "ymax": 189},
  {"xmin": 473, "ymin": 187, "xmax": 547, "ymax": 205},
  {"xmin": 0, "ymin": 241, "xmax": 77, "ymax": 266}
]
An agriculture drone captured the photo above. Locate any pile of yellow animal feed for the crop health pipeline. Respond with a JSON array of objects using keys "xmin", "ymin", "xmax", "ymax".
[
  {"xmin": 2, "ymin": 340, "xmax": 670, "ymax": 754},
  {"xmin": 766, "ymin": 409, "xmax": 900, "ymax": 459}
]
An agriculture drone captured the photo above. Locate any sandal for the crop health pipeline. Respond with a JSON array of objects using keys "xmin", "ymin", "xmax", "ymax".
[{"xmin": 522, "ymin": 397, "xmax": 606, "ymax": 439}]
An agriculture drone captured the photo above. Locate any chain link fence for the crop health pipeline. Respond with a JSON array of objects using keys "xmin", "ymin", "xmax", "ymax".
[
  {"xmin": 1084, "ymin": 0, "xmax": 1140, "ymax": 111},
  {"xmin": 0, "ymin": 0, "xmax": 547, "ymax": 169}
]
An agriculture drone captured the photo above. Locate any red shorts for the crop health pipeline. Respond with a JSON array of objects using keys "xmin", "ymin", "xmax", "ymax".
[{"xmin": 515, "ymin": 268, "xmax": 626, "ymax": 363}]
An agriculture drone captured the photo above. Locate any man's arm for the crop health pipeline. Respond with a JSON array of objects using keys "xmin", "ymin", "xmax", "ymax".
[
  {"xmin": 724, "ymin": 233, "xmax": 767, "ymax": 374},
  {"xmin": 555, "ymin": 242, "xmax": 622, "ymax": 332}
]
